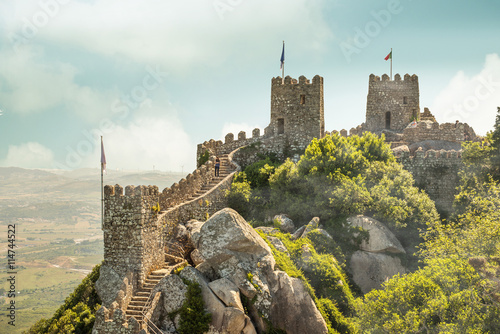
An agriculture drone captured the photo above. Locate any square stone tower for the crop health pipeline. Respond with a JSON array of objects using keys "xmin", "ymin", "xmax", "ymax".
[
  {"xmin": 268, "ymin": 75, "xmax": 325, "ymax": 147},
  {"xmin": 366, "ymin": 73, "xmax": 420, "ymax": 132}
]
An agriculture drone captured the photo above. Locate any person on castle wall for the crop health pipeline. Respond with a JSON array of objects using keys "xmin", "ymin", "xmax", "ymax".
[{"xmin": 215, "ymin": 156, "xmax": 220, "ymax": 177}]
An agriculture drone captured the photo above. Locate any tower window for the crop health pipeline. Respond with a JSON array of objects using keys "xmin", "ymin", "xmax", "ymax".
[
  {"xmin": 403, "ymin": 96, "xmax": 408, "ymax": 104},
  {"xmin": 385, "ymin": 112, "xmax": 391, "ymax": 129},
  {"xmin": 278, "ymin": 118, "xmax": 285, "ymax": 134},
  {"xmin": 300, "ymin": 95, "xmax": 306, "ymax": 105}
]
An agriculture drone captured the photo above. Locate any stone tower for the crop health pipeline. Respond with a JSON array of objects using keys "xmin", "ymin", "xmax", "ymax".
[
  {"xmin": 366, "ymin": 73, "xmax": 420, "ymax": 132},
  {"xmin": 268, "ymin": 75, "xmax": 325, "ymax": 147}
]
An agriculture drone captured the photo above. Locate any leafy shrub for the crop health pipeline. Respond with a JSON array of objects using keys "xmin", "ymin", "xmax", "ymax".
[
  {"xmin": 244, "ymin": 157, "xmax": 281, "ymax": 188},
  {"xmin": 197, "ymin": 151, "xmax": 210, "ymax": 167},
  {"xmin": 178, "ymin": 280, "xmax": 211, "ymax": 334},
  {"xmin": 226, "ymin": 172, "xmax": 252, "ymax": 217}
]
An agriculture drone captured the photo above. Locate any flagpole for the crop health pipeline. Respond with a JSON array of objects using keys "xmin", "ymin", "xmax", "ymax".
[
  {"xmin": 101, "ymin": 136, "xmax": 104, "ymax": 229},
  {"xmin": 390, "ymin": 48, "xmax": 392, "ymax": 80},
  {"xmin": 282, "ymin": 41, "xmax": 285, "ymax": 83}
]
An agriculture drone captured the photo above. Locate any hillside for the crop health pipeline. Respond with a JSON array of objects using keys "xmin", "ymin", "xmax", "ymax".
[{"xmin": 0, "ymin": 168, "xmax": 185, "ymax": 334}]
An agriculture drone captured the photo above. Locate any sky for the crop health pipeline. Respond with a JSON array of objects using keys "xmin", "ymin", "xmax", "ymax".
[{"xmin": 0, "ymin": 0, "xmax": 499, "ymax": 172}]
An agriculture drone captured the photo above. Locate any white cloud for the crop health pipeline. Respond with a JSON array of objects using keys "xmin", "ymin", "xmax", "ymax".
[
  {"xmin": 60, "ymin": 108, "xmax": 195, "ymax": 172},
  {"xmin": 1, "ymin": 142, "xmax": 55, "ymax": 168},
  {"xmin": 220, "ymin": 122, "xmax": 261, "ymax": 141},
  {"xmin": 431, "ymin": 53, "xmax": 500, "ymax": 135},
  {"xmin": 2, "ymin": 1, "xmax": 333, "ymax": 72},
  {"xmin": 0, "ymin": 46, "xmax": 114, "ymax": 121}
]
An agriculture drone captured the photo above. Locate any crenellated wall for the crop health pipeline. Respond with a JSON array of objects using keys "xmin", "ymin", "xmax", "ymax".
[
  {"xmin": 103, "ymin": 185, "xmax": 165, "ymax": 288},
  {"xmin": 402, "ymin": 121, "xmax": 476, "ymax": 143},
  {"xmin": 159, "ymin": 160, "xmax": 215, "ymax": 210},
  {"xmin": 366, "ymin": 73, "xmax": 420, "ymax": 133},
  {"xmin": 396, "ymin": 149, "xmax": 463, "ymax": 214},
  {"xmin": 269, "ymin": 75, "xmax": 325, "ymax": 146},
  {"xmin": 92, "ymin": 307, "xmax": 140, "ymax": 334}
]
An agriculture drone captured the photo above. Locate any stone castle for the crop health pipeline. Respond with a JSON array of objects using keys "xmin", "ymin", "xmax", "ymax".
[{"xmin": 93, "ymin": 73, "xmax": 477, "ymax": 333}]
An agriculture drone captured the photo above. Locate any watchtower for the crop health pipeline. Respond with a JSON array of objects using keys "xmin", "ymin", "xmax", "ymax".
[
  {"xmin": 366, "ymin": 73, "xmax": 420, "ymax": 132},
  {"xmin": 268, "ymin": 75, "xmax": 325, "ymax": 147}
]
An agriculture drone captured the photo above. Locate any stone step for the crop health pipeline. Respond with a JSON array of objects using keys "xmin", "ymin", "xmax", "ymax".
[
  {"xmin": 126, "ymin": 310, "xmax": 143, "ymax": 316},
  {"xmin": 128, "ymin": 297, "xmax": 148, "ymax": 306},
  {"xmin": 127, "ymin": 315, "xmax": 143, "ymax": 321},
  {"xmin": 128, "ymin": 305, "xmax": 144, "ymax": 311},
  {"xmin": 131, "ymin": 296, "xmax": 148, "ymax": 302}
]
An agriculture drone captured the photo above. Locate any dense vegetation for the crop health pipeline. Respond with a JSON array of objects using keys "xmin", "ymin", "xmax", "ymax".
[
  {"xmin": 26, "ymin": 264, "xmax": 101, "ymax": 334},
  {"xmin": 355, "ymin": 108, "xmax": 500, "ymax": 333},
  {"xmin": 228, "ymin": 132, "xmax": 438, "ymax": 264}
]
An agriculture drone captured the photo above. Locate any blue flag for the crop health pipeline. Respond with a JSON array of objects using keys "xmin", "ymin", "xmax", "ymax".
[{"xmin": 280, "ymin": 42, "xmax": 285, "ymax": 70}]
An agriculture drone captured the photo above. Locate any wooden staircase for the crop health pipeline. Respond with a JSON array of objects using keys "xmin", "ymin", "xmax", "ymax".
[{"xmin": 188, "ymin": 154, "xmax": 234, "ymax": 201}]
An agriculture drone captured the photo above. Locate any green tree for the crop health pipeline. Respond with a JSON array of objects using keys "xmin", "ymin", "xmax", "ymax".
[
  {"xmin": 26, "ymin": 264, "xmax": 101, "ymax": 334},
  {"xmin": 355, "ymin": 256, "xmax": 500, "ymax": 333}
]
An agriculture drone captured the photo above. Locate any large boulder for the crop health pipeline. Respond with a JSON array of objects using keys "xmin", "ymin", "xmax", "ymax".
[
  {"xmin": 152, "ymin": 274, "xmax": 187, "ymax": 314},
  {"xmin": 180, "ymin": 266, "xmax": 256, "ymax": 334},
  {"xmin": 273, "ymin": 214, "xmax": 295, "ymax": 233},
  {"xmin": 348, "ymin": 215, "xmax": 405, "ymax": 254},
  {"xmin": 195, "ymin": 208, "xmax": 275, "ymax": 277},
  {"xmin": 350, "ymin": 251, "xmax": 406, "ymax": 293},
  {"xmin": 195, "ymin": 208, "xmax": 328, "ymax": 334}
]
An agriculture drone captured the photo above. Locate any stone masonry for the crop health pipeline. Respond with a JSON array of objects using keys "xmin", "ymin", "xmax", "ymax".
[
  {"xmin": 267, "ymin": 75, "xmax": 325, "ymax": 147},
  {"xmin": 395, "ymin": 149, "xmax": 463, "ymax": 214},
  {"xmin": 366, "ymin": 73, "xmax": 420, "ymax": 132},
  {"xmin": 197, "ymin": 75, "xmax": 325, "ymax": 167}
]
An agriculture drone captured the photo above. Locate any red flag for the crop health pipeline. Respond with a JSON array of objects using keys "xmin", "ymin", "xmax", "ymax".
[{"xmin": 385, "ymin": 51, "xmax": 392, "ymax": 61}]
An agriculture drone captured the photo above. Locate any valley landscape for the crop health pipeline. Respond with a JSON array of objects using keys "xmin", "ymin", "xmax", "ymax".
[{"xmin": 0, "ymin": 168, "xmax": 185, "ymax": 333}]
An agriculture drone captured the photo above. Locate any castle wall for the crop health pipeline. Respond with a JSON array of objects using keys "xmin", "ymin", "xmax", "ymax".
[
  {"xmin": 396, "ymin": 149, "xmax": 462, "ymax": 214},
  {"xmin": 402, "ymin": 121, "xmax": 476, "ymax": 144},
  {"xmin": 366, "ymin": 73, "xmax": 420, "ymax": 132},
  {"xmin": 159, "ymin": 160, "xmax": 215, "ymax": 210},
  {"xmin": 103, "ymin": 185, "xmax": 165, "ymax": 288},
  {"xmin": 92, "ymin": 307, "xmax": 140, "ymax": 334}
]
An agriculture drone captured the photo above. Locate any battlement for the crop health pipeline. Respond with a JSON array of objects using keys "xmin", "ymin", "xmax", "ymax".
[
  {"xmin": 159, "ymin": 158, "xmax": 215, "ymax": 209},
  {"xmin": 369, "ymin": 73, "xmax": 418, "ymax": 83},
  {"xmin": 272, "ymin": 75, "xmax": 323, "ymax": 86},
  {"xmin": 104, "ymin": 184, "xmax": 159, "ymax": 198},
  {"xmin": 403, "ymin": 120, "xmax": 476, "ymax": 143},
  {"xmin": 396, "ymin": 148, "xmax": 462, "ymax": 161}
]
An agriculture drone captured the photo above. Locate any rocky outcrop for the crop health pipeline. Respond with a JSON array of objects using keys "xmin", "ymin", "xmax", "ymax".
[
  {"xmin": 273, "ymin": 214, "xmax": 295, "ymax": 233},
  {"xmin": 191, "ymin": 208, "xmax": 329, "ymax": 334},
  {"xmin": 348, "ymin": 215, "xmax": 407, "ymax": 293},
  {"xmin": 348, "ymin": 215, "xmax": 405, "ymax": 253},
  {"xmin": 350, "ymin": 251, "xmax": 406, "ymax": 293}
]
